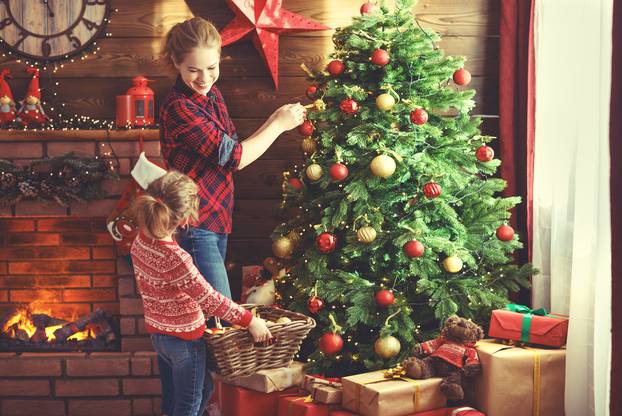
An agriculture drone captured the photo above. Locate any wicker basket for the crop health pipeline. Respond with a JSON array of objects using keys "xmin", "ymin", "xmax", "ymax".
[{"xmin": 204, "ymin": 304, "xmax": 315, "ymax": 380}]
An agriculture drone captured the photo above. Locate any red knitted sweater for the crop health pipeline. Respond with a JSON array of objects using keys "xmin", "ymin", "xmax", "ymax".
[{"xmin": 130, "ymin": 232, "xmax": 252, "ymax": 340}]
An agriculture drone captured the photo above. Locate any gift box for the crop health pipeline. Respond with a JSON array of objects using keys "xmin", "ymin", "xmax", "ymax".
[
  {"xmin": 473, "ymin": 340, "xmax": 565, "ymax": 416},
  {"xmin": 222, "ymin": 361, "xmax": 305, "ymax": 393},
  {"xmin": 220, "ymin": 382, "xmax": 299, "ymax": 416},
  {"xmin": 302, "ymin": 374, "xmax": 343, "ymax": 404},
  {"xmin": 278, "ymin": 395, "xmax": 335, "ymax": 416},
  {"xmin": 341, "ymin": 370, "xmax": 447, "ymax": 416},
  {"xmin": 312, "ymin": 384, "xmax": 342, "ymax": 404},
  {"xmin": 488, "ymin": 304, "xmax": 569, "ymax": 347},
  {"xmin": 445, "ymin": 407, "xmax": 485, "ymax": 416}
]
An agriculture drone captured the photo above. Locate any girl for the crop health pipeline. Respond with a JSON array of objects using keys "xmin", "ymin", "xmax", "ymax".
[
  {"xmin": 159, "ymin": 17, "xmax": 305, "ymax": 306},
  {"xmin": 130, "ymin": 171, "xmax": 271, "ymax": 416}
]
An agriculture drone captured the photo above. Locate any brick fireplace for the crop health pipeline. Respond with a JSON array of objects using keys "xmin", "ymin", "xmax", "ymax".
[{"xmin": 0, "ymin": 131, "xmax": 164, "ymax": 416}]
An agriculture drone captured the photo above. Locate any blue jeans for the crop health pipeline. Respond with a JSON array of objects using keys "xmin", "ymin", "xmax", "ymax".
[
  {"xmin": 151, "ymin": 333, "xmax": 213, "ymax": 416},
  {"xmin": 176, "ymin": 226, "xmax": 231, "ymax": 300}
]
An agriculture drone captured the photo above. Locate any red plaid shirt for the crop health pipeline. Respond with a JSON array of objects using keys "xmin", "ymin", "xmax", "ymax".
[{"xmin": 159, "ymin": 77, "xmax": 242, "ymax": 233}]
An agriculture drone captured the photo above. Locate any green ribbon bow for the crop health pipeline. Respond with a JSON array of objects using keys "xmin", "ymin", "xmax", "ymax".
[{"xmin": 506, "ymin": 303, "xmax": 549, "ymax": 342}]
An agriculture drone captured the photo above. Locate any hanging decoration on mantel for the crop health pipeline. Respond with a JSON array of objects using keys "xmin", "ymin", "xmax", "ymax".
[
  {"xmin": 0, "ymin": 153, "xmax": 117, "ymax": 207},
  {"xmin": 220, "ymin": 0, "xmax": 330, "ymax": 89}
]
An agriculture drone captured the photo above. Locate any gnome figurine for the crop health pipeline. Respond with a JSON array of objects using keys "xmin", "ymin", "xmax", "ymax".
[
  {"xmin": 17, "ymin": 67, "xmax": 49, "ymax": 127},
  {"xmin": 0, "ymin": 69, "xmax": 17, "ymax": 126}
]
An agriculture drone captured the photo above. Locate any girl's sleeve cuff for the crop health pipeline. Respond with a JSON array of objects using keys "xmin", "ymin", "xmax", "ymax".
[
  {"xmin": 239, "ymin": 309, "xmax": 253, "ymax": 327},
  {"xmin": 217, "ymin": 133, "xmax": 242, "ymax": 171}
]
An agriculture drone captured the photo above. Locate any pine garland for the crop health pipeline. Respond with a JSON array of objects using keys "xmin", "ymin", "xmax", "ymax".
[{"xmin": 0, "ymin": 152, "xmax": 117, "ymax": 207}]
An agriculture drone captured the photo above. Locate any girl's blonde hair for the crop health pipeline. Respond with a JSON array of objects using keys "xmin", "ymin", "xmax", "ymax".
[
  {"xmin": 162, "ymin": 17, "xmax": 221, "ymax": 67},
  {"xmin": 132, "ymin": 171, "xmax": 199, "ymax": 239}
]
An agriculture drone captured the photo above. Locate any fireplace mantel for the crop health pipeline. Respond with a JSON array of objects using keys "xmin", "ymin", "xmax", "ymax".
[{"xmin": 0, "ymin": 129, "xmax": 159, "ymax": 142}]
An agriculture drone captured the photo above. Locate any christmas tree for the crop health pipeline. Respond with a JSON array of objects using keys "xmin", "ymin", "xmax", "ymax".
[{"xmin": 271, "ymin": 0, "xmax": 534, "ymax": 376}]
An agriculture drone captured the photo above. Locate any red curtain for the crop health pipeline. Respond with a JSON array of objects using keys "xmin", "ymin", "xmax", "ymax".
[
  {"xmin": 610, "ymin": 0, "xmax": 621, "ymax": 412},
  {"xmin": 499, "ymin": 0, "xmax": 535, "ymax": 262}
]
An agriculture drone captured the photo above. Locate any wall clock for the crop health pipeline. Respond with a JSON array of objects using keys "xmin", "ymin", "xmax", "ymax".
[{"xmin": 0, "ymin": 0, "xmax": 109, "ymax": 62}]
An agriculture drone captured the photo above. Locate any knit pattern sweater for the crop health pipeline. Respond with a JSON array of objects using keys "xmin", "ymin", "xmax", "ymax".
[{"xmin": 130, "ymin": 232, "xmax": 252, "ymax": 340}]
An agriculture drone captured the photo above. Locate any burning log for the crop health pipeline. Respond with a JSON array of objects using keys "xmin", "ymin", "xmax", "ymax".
[{"xmin": 53, "ymin": 309, "xmax": 107, "ymax": 343}]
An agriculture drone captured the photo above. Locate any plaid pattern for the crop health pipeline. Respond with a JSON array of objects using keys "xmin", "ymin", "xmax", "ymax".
[{"xmin": 159, "ymin": 77, "xmax": 242, "ymax": 233}]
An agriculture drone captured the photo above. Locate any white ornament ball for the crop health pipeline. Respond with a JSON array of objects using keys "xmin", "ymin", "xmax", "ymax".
[
  {"xmin": 374, "ymin": 335, "xmax": 401, "ymax": 359},
  {"xmin": 443, "ymin": 255, "xmax": 463, "ymax": 273},
  {"xmin": 376, "ymin": 93, "xmax": 396, "ymax": 111},
  {"xmin": 370, "ymin": 154, "xmax": 396, "ymax": 178}
]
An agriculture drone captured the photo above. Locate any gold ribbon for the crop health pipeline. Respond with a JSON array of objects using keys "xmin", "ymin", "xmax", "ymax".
[{"xmin": 526, "ymin": 347, "xmax": 542, "ymax": 416}]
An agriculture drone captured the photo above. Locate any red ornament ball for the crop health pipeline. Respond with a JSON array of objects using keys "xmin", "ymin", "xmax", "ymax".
[
  {"xmin": 453, "ymin": 68, "xmax": 472, "ymax": 86},
  {"xmin": 476, "ymin": 145, "xmax": 495, "ymax": 162},
  {"xmin": 423, "ymin": 182, "xmax": 442, "ymax": 199},
  {"xmin": 329, "ymin": 163, "xmax": 349, "ymax": 181},
  {"xmin": 297, "ymin": 120, "xmax": 314, "ymax": 136},
  {"xmin": 316, "ymin": 232, "xmax": 338, "ymax": 253},
  {"xmin": 319, "ymin": 332, "xmax": 344, "ymax": 355},
  {"xmin": 371, "ymin": 49, "xmax": 390, "ymax": 66},
  {"xmin": 360, "ymin": 1, "xmax": 378, "ymax": 15},
  {"xmin": 306, "ymin": 85, "xmax": 318, "ymax": 99},
  {"xmin": 327, "ymin": 60, "xmax": 345, "ymax": 76},
  {"xmin": 403, "ymin": 240, "xmax": 425, "ymax": 258},
  {"xmin": 339, "ymin": 98, "xmax": 359, "ymax": 114},
  {"xmin": 410, "ymin": 108, "xmax": 428, "ymax": 125},
  {"xmin": 288, "ymin": 178, "xmax": 303, "ymax": 190},
  {"xmin": 496, "ymin": 224, "xmax": 515, "ymax": 242},
  {"xmin": 375, "ymin": 290, "xmax": 395, "ymax": 307},
  {"xmin": 308, "ymin": 296, "xmax": 324, "ymax": 313}
]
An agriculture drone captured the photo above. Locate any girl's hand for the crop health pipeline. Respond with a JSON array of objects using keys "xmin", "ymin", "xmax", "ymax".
[
  {"xmin": 248, "ymin": 316, "xmax": 272, "ymax": 343},
  {"xmin": 271, "ymin": 103, "xmax": 306, "ymax": 132}
]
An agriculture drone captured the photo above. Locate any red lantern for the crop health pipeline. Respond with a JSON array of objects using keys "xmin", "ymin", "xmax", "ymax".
[
  {"xmin": 115, "ymin": 94, "xmax": 133, "ymax": 128},
  {"xmin": 127, "ymin": 75, "xmax": 155, "ymax": 127}
]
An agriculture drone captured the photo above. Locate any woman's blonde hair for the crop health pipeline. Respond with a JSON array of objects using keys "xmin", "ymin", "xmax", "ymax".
[
  {"xmin": 132, "ymin": 171, "xmax": 199, "ymax": 239},
  {"xmin": 162, "ymin": 17, "xmax": 221, "ymax": 67}
]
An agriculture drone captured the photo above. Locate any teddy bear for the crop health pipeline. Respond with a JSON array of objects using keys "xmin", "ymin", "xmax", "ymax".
[{"xmin": 403, "ymin": 315, "xmax": 484, "ymax": 401}]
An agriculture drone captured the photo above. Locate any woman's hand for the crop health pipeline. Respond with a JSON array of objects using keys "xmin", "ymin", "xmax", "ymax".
[
  {"xmin": 248, "ymin": 316, "xmax": 272, "ymax": 343},
  {"xmin": 271, "ymin": 103, "xmax": 306, "ymax": 132}
]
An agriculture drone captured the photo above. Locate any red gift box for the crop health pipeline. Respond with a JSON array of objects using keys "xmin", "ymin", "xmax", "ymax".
[
  {"xmin": 446, "ymin": 407, "xmax": 485, "ymax": 416},
  {"xmin": 488, "ymin": 306, "xmax": 569, "ymax": 347},
  {"xmin": 220, "ymin": 382, "xmax": 298, "ymax": 416},
  {"xmin": 328, "ymin": 407, "xmax": 485, "ymax": 416},
  {"xmin": 278, "ymin": 395, "xmax": 335, "ymax": 416}
]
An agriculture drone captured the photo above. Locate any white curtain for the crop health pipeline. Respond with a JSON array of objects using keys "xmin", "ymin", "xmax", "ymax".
[{"xmin": 531, "ymin": 0, "xmax": 613, "ymax": 415}]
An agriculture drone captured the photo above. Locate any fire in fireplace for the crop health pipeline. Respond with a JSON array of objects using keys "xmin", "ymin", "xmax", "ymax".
[{"xmin": 0, "ymin": 305, "xmax": 119, "ymax": 352}]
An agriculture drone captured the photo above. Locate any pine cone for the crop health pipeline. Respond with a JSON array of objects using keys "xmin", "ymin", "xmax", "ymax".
[
  {"xmin": 0, "ymin": 172, "xmax": 17, "ymax": 190},
  {"xmin": 64, "ymin": 176, "xmax": 81, "ymax": 188},
  {"xmin": 18, "ymin": 180, "xmax": 38, "ymax": 198},
  {"xmin": 40, "ymin": 180, "xmax": 56, "ymax": 197}
]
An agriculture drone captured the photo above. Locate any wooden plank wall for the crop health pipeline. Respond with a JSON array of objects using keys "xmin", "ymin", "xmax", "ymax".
[{"xmin": 0, "ymin": 0, "xmax": 499, "ymax": 298}]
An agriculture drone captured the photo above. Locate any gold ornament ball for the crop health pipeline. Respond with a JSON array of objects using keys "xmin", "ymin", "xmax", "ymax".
[
  {"xmin": 306, "ymin": 163, "xmax": 323, "ymax": 180},
  {"xmin": 287, "ymin": 229, "xmax": 302, "ymax": 245},
  {"xmin": 374, "ymin": 335, "xmax": 401, "ymax": 359},
  {"xmin": 301, "ymin": 137, "xmax": 317, "ymax": 154},
  {"xmin": 272, "ymin": 236, "xmax": 294, "ymax": 259},
  {"xmin": 376, "ymin": 93, "xmax": 396, "ymax": 111},
  {"xmin": 443, "ymin": 255, "xmax": 463, "ymax": 273},
  {"xmin": 357, "ymin": 226, "xmax": 377, "ymax": 243},
  {"xmin": 370, "ymin": 154, "xmax": 396, "ymax": 178}
]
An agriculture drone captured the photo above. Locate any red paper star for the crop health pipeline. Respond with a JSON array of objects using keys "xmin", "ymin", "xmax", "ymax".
[{"xmin": 220, "ymin": 0, "xmax": 330, "ymax": 88}]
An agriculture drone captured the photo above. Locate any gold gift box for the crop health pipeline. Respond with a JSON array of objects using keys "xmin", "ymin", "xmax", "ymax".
[
  {"xmin": 341, "ymin": 370, "xmax": 447, "ymax": 416},
  {"xmin": 474, "ymin": 340, "xmax": 566, "ymax": 416}
]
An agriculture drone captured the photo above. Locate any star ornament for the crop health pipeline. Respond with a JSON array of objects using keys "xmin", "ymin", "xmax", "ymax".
[{"xmin": 220, "ymin": 0, "xmax": 330, "ymax": 88}]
